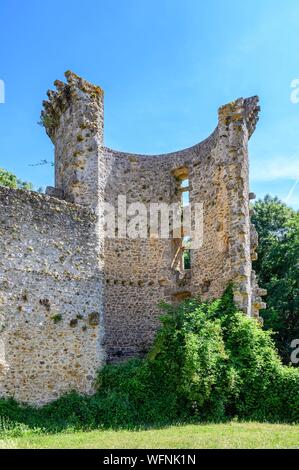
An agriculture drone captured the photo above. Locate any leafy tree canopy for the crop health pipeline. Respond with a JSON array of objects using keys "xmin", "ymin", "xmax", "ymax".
[
  {"xmin": 0, "ymin": 168, "xmax": 33, "ymax": 190},
  {"xmin": 251, "ymin": 195, "xmax": 299, "ymax": 364}
]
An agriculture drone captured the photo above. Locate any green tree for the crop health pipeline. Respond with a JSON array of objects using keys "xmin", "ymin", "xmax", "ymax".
[
  {"xmin": 251, "ymin": 195, "xmax": 299, "ymax": 364},
  {"xmin": 0, "ymin": 168, "xmax": 33, "ymax": 190}
]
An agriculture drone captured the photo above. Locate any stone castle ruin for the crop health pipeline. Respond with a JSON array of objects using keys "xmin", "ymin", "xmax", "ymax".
[{"xmin": 0, "ymin": 71, "xmax": 266, "ymax": 405}]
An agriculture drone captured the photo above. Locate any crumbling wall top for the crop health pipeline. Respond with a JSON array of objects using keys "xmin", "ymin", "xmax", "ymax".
[
  {"xmin": 218, "ymin": 96, "xmax": 260, "ymax": 138},
  {"xmin": 41, "ymin": 70, "xmax": 104, "ymax": 141},
  {"xmin": 0, "ymin": 186, "xmax": 97, "ymax": 223}
]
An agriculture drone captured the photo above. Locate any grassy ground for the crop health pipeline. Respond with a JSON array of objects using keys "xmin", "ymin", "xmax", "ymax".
[{"xmin": 0, "ymin": 422, "xmax": 298, "ymax": 449}]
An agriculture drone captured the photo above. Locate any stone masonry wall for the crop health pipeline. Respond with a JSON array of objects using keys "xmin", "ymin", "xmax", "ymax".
[{"xmin": 0, "ymin": 188, "xmax": 104, "ymax": 405}]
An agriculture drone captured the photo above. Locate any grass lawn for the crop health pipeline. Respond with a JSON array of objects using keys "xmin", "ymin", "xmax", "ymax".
[{"xmin": 0, "ymin": 422, "xmax": 298, "ymax": 449}]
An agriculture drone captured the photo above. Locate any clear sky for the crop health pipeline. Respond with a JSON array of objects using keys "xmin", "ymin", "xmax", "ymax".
[{"xmin": 0, "ymin": 0, "xmax": 299, "ymax": 208}]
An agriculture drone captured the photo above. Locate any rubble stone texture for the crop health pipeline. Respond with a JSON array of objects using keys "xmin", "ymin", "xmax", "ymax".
[{"xmin": 0, "ymin": 71, "xmax": 265, "ymax": 405}]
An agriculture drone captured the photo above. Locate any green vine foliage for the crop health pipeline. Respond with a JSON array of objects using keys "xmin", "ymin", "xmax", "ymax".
[{"xmin": 0, "ymin": 287, "xmax": 298, "ymax": 435}]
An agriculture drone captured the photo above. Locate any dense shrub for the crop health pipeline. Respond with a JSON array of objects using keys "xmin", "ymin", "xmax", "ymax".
[{"xmin": 0, "ymin": 287, "xmax": 298, "ymax": 436}]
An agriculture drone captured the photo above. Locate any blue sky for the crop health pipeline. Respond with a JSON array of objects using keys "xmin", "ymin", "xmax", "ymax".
[{"xmin": 0, "ymin": 0, "xmax": 299, "ymax": 208}]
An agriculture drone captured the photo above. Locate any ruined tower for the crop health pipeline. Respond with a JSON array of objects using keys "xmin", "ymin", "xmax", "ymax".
[{"xmin": 0, "ymin": 71, "xmax": 265, "ymax": 405}]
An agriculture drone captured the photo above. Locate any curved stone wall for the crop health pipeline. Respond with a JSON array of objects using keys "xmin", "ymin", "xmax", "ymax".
[{"xmin": 100, "ymin": 100, "xmax": 259, "ymax": 361}]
